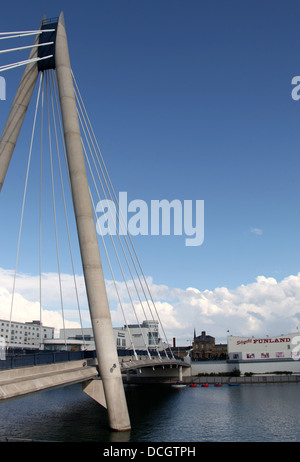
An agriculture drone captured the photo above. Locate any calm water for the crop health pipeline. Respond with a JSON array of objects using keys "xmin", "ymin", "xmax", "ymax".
[{"xmin": 0, "ymin": 382, "xmax": 299, "ymax": 442}]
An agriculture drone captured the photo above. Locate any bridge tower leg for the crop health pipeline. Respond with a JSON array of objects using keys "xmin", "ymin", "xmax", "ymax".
[
  {"xmin": 55, "ymin": 12, "xmax": 131, "ymax": 431},
  {"xmin": 0, "ymin": 20, "xmax": 42, "ymax": 191}
]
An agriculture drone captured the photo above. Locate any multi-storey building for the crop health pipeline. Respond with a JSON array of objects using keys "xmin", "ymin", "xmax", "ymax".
[
  {"xmin": 0, "ymin": 319, "xmax": 54, "ymax": 349},
  {"xmin": 45, "ymin": 320, "xmax": 164, "ymax": 352}
]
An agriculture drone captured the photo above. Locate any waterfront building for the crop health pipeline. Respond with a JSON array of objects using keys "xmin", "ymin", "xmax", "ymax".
[
  {"xmin": 0, "ymin": 319, "xmax": 54, "ymax": 350},
  {"xmin": 191, "ymin": 330, "xmax": 227, "ymax": 360},
  {"xmin": 44, "ymin": 320, "xmax": 165, "ymax": 352},
  {"xmin": 227, "ymin": 332, "xmax": 300, "ymax": 361},
  {"xmin": 189, "ymin": 332, "xmax": 300, "ymax": 376}
]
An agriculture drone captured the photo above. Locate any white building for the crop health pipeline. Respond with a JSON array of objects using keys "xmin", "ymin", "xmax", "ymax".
[
  {"xmin": 227, "ymin": 333, "xmax": 300, "ymax": 361},
  {"xmin": 0, "ymin": 319, "xmax": 54, "ymax": 349},
  {"xmin": 45, "ymin": 320, "xmax": 164, "ymax": 352},
  {"xmin": 226, "ymin": 332, "xmax": 300, "ymax": 375},
  {"xmin": 188, "ymin": 332, "xmax": 300, "ymax": 376}
]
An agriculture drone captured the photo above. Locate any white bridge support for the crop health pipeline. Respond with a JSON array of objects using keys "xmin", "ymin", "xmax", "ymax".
[
  {"xmin": 55, "ymin": 13, "xmax": 131, "ymax": 431},
  {"xmin": 179, "ymin": 365, "xmax": 183, "ymax": 382}
]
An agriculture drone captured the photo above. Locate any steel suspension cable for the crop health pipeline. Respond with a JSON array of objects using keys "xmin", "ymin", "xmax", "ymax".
[
  {"xmin": 89, "ymin": 192, "xmax": 137, "ymax": 358},
  {"xmin": 0, "ymin": 55, "xmax": 53, "ymax": 73},
  {"xmin": 45, "ymin": 71, "xmax": 67, "ymax": 348},
  {"xmin": 39, "ymin": 73, "xmax": 45, "ymax": 348},
  {"xmin": 49, "ymin": 69, "xmax": 86, "ymax": 349},
  {"xmin": 72, "ymin": 72, "xmax": 173, "ymax": 358},
  {"xmin": 0, "ymin": 30, "xmax": 55, "ymax": 39},
  {"xmin": 72, "ymin": 77, "xmax": 161, "ymax": 357},
  {"xmin": 8, "ymin": 72, "xmax": 43, "ymax": 348},
  {"xmin": 80, "ymin": 128, "xmax": 147, "ymax": 357},
  {"xmin": 0, "ymin": 30, "xmax": 54, "ymax": 76},
  {"xmin": 77, "ymin": 108, "xmax": 152, "ymax": 358},
  {"xmin": 52, "ymin": 70, "xmax": 146, "ymax": 356},
  {"xmin": 0, "ymin": 42, "xmax": 54, "ymax": 55}
]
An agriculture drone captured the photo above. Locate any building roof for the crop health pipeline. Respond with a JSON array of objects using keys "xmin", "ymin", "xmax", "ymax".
[{"xmin": 194, "ymin": 330, "xmax": 215, "ymax": 343}]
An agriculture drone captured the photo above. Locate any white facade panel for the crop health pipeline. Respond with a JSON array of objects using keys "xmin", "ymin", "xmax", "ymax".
[
  {"xmin": 228, "ymin": 333, "xmax": 300, "ymax": 361},
  {"xmin": 59, "ymin": 320, "xmax": 163, "ymax": 352}
]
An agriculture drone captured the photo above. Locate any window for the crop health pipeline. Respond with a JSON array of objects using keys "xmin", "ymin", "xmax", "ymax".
[{"xmin": 148, "ymin": 332, "xmax": 158, "ymax": 345}]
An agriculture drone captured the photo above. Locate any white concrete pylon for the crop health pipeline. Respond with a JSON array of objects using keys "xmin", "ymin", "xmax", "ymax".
[{"xmin": 54, "ymin": 12, "xmax": 131, "ymax": 431}]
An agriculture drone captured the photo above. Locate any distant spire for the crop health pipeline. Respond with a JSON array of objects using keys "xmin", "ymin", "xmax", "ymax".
[{"xmin": 194, "ymin": 328, "xmax": 196, "ymax": 340}]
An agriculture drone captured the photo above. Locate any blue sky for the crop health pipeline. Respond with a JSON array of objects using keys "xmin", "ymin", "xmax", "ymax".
[{"xmin": 0, "ymin": 1, "xmax": 300, "ymax": 342}]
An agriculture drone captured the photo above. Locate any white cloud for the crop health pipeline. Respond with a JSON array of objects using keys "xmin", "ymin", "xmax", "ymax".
[
  {"xmin": 0, "ymin": 267, "xmax": 300, "ymax": 345},
  {"xmin": 104, "ymin": 273, "xmax": 300, "ymax": 344},
  {"xmin": 250, "ymin": 227, "xmax": 263, "ymax": 235},
  {"xmin": 0, "ymin": 268, "xmax": 89, "ymax": 336}
]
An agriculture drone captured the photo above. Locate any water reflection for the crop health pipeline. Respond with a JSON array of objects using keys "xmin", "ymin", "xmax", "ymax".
[{"xmin": 0, "ymin": 382, "xmax": 299, "ymax": 442}]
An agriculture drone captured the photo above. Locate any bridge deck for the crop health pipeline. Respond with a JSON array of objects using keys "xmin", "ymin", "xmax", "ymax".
[
  {"xmin": 0, "ymin": 352, "xmax": 189, "ymax": 401},
  {"xmin": 120, "ymin": 357, "xmax": 189, "ymax": 372},
  {"xmin": 0, "ymin": 359, "xmax": 98, "ymax": 400}
]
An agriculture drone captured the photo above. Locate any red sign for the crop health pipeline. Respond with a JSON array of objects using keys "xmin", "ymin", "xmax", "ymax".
[
  {"xmin": 253, "ymin": 337, "xmax": 290, "ymax": 344},
  {"xmin": 236, "ymin": 337, "xmax": 290, "ymax": 346}
]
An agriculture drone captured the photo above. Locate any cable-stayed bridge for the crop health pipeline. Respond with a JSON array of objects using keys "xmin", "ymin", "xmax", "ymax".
[
  {"xmin": 0, "ymin": 349, "xmax": 188, "ymax": 405},
  {"xmin": 0, "ymin": 13, "xmax": 190, "ymax": 431}
]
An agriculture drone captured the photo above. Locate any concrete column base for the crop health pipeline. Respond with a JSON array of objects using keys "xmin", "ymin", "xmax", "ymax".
[{"xmin": 82, "ymin": 378, "xmax": 107, "ymax": 409}]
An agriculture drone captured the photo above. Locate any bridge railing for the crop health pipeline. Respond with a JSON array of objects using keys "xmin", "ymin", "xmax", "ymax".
[
  {"xmin": 0, "ymin": 348, "xmax": 183, "ymax": 371},
  {"xmin": 0, "ymin": 350, "xmax": 96, "ymax": 371},
  {"xmin": 117, "ymin": 348, "xmax": 183, "ymax": 361}
]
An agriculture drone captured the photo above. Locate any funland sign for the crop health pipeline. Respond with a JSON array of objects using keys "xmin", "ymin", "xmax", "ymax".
[{"xmin": 236, "ymin": 337, "xmax": 291, "ymax": 346}]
